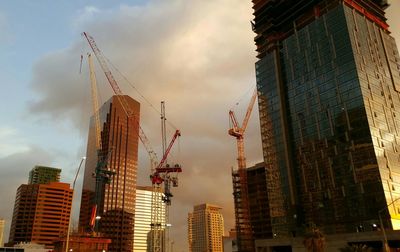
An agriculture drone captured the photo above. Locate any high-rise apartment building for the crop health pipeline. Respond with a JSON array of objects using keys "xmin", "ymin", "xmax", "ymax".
[
  {"xmin": 188, "ymin": 204, "xmax": 224, "ymax": 252},
  {"xmin": 79, "ymin": 95, "xmax": 140, "ymax": 252},
  {"xmin": 28, "ymin": 165, "xmax": 61, "ymax": 184},
  {"xmin": 252, "ymin": 0, "xmax": 400, "ymax": 248},
  {"xmin": 134, "ymin": 186, "xmax": 165, "ymax": 252},
  {"xmin": 0, "ymin": 218, "xmax": 4, "ymax": 247},
  {"xmin": 8, "ymin": 182, "xmax": 72, "ymax": 249}
]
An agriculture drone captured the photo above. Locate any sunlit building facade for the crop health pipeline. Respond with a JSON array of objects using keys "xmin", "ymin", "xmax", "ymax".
[
  {"xmin": 8, "ymin": 182, "xmax": 72, "ymax": 249},
  {"xmin": 79, "ymin": 95, "xmax": 140, "ymax": 252},
  {"xmin": 188, "ymin": 204, "xmax": 224, "ymax": 252},
  {"xmin": 0, "ymin": 218, "xmax": 4, "ymax": 247},
  {"xmin": 253, "ymin": 0, "xmax": 400, "ymax": 241},
  {"xmin": 134, "ymin": 186, "xmax": 165, "ymax": 252}
]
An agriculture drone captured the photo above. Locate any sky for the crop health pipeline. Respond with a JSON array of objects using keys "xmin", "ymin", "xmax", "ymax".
[{"xmin": 0, "ymin": 1, "xmax": 399, "ymax": 251}]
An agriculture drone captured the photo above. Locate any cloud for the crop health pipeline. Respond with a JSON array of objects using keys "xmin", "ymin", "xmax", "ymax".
[
  {"xmin": 72, "ymin": 6, "xmax": 101, "ymax": 29},
  {"xmin": 0, "ymin": 127, "xmax": 30, "ymax": 158},
  {"xmin": 27, "ymin": 0, "xmax": 260, "ymax": 250},
  {"xmin": 387, "ymin": 0, "xmax": 400, "ymax": 46},
  {"xmin": 0, "ymin": 147, "xmax": 55, "ymax": 243}
]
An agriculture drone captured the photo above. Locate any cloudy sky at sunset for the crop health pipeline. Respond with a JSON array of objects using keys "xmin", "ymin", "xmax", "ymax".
[{"xmin": 0, "ymin": 1, "xmax": 399, "ymax": 250}]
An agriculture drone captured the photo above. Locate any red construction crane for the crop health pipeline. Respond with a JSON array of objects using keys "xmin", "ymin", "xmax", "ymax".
[
  {"xmin": 228, "ymin": 88, "xmax": 257, "ymax": 252},
  {"xmin": 83, "ymin": 32, "xmax": 182, "ymax": 252},
  {"xmin": 83, "ymin": 32, "xmax": 159, "ymax": 173},
  {"xmin": 229, "ymin": 88, "xmax": 257, "ymax": 169}
]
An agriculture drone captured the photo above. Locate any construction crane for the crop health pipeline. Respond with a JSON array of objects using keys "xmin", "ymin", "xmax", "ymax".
[
  {"xmin": 87, "ymin": 53, "xmax": 116, "ymax": 233},
  {"xmin": 149, "ymin": 102, "xmax": 182, "ymax": 252},
  {"xmin": 228, "ymin": 88, "xmax": 257, "ymax": 252},
  {"xmin": 150, "ymin": 127, "xmax": 182, "ymax": 252},
  {"xmin": 83, "ymin": 32, "xmax": 159, "ymax": 174},
  {"xmin": 83, "ymin": 32, "xmax": 182, "ymax": 252}
]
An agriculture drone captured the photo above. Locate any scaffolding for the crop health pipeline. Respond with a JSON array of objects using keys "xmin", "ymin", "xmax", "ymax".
[{"xmin": 232, "ymin": 168, "xmax": 254, "ymax": 251}]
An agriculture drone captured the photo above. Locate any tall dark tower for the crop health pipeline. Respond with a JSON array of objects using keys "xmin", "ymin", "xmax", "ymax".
[
  {"xmin": 253, "ymin": 0, "xmax": 400, "ymax": 246},
  {"xmin": 79, "ymin": 95, "xmax": 140, "ymax": 252}
]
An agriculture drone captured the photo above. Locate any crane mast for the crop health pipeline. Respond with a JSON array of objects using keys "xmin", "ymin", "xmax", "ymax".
[
  {"xmin": 87, "ymin": 53, "xmax": 116, "ymax": 233},
  {"xmin": 88, "ymin": 53, "xmax": 101, "ymax": 150},
  {"xmin": 83, "ymin": 32, "xmax": 182, "ymax": 252},
  {"xmin": 228, "ymin": 88, "xmax": 257, "ymax": 252},
  {"xmin": 150, "ymin": 102, "xmax": 182, "ymax": 252},
  {"xmin": 83, "ymin": 32, "xmax": 158, "ymax": 174}
]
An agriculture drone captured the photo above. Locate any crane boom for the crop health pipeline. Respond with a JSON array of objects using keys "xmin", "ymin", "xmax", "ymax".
[
  {"xmin": 241, "ymin": 89, "xmax": 257, "ymax": 133},
  {"xmin": 84, "ymin": 32, "xmax": 182, "ymax": 252},
  {"xmin": 87, "ymin": 53, "xmax": 116, "ymax": 233},
  {"xmin": 83, "ymin": 32, "xmax": 124, "ymax": 96},
  {"xmin": 156, "ymin": 130, "xmax": 180, "ymax": 170},
  {"xmin": 228, "ymin": 88, "xmax": 257, "ymax": 252},
  {"xmin": 228, "ymin": 88, "xmax": 257, "ymax": 169},
  {"xmin": 83, "ymin": 31, "xmax": 159, "ymax": 173},
  {"xmin": 88, "ymin": 53, "xmax": 102, "ymax": 150}
]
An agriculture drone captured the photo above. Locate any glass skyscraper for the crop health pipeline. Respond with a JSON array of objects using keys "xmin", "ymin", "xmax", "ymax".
[
  {"xmin": 253, "ymin": 0, "xmax": 400, "ymax": 239},
  {"xmin": 79, "ymin": 95, "xmax": 140, "ymax": 252}
]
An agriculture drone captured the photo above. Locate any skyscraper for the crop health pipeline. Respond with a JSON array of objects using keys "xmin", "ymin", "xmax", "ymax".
[
  {"xmin": 252, "ymin": 0, "xmax": 400, "ymax": 247},
  {"xmin": 79, "ymin": 95, "xmax": 140, "ymax": 252},
  {"xmin": 8, "ymin": 182, "xmax": 72, "ymax": 249},
  {"xmin": 188, "ymin": 204, "xmax": 224, "ymax": 252},
  {"xmin": 134, "ymin": 186, "xmax": 165, "ymax": 252},
  {"xmin": 28, "ymin": 165, "xmax": 61, "ymax": 184}
]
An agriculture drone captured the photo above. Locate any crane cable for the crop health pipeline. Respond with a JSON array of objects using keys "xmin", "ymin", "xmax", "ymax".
[
  {"xmin": 229, "ymin": 85, "xmax": 256, "ymax": 129},
  {"xmin": 104, "ymin": 56, "xmax": 178, "ymax": 131},
  {"xmin": 229, "ymin": 85, "xmax": 255, "ymax": 111}
]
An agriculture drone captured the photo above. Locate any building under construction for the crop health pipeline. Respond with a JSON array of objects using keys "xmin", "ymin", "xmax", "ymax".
[
  {"xmin": 229, "ymin": 90, "xmax": 257, "ymax": 252},
  {"xmin": 231, "ymin": 162, "xmax": 273, "ymax": 245},
  {"xmin": 252, "ymin": 0, "xmax": 400, "ymax": 250}
]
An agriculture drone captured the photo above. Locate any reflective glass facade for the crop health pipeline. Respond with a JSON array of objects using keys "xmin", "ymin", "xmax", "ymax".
[
  {"xmin": 253, "ymin": 0, "xmax": 400, "ymax": 237},
  {"xmin": 79, "ymin": 95, "xmax": 140, "ymax": 251}
]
